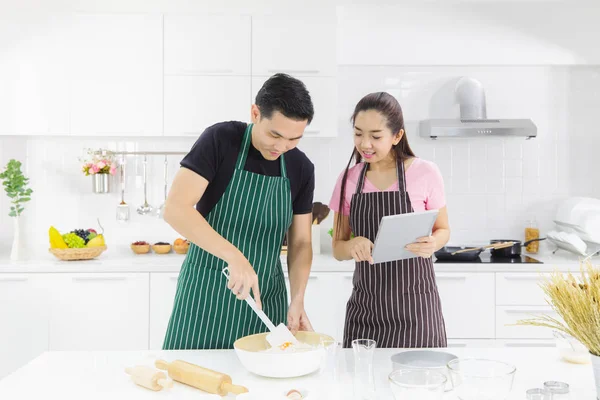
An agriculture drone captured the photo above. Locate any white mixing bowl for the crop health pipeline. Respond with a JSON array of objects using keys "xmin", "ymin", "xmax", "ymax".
[{"xmin": 233, "ymin": 331, "xmax": 334, "ymax": 378}]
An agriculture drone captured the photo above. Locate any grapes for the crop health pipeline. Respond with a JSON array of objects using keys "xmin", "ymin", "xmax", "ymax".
[
  {"xmin": 62, "ymin": 233, "xmax": 86, "ymax": 248},
  {"xmin": 71, "ymin": 229, "xmax": 95, "ymax": 244}
]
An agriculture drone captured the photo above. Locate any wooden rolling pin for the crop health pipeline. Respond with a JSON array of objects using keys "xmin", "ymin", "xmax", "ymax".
[
  {"xmin": 125, "ymin": 365, "xmax": 173, "ymax": 391},
  {"xmin": 155, "ymin": 359, "xmax": 248, "ymax": 396}
]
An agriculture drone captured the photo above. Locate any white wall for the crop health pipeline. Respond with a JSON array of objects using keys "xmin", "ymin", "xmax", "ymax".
[{"xmin": 1, "ymin": 3, "xmax": 600, "ymax": 258}]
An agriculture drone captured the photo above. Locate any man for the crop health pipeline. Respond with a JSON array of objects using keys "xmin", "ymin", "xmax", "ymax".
[{"xmin": 162, "ymin": 73, "xmax": 315, "ymax": 349}]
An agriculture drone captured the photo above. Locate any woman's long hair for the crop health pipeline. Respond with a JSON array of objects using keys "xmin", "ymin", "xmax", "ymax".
[{"xmin": 335, "ymin": 92, "xmax": 416, "ymax": 240}]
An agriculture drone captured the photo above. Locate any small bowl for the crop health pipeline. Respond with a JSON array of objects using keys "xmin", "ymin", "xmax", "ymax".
[
  {"xmin": 173, "ymin": 242, "xmax": 189, "ymax": 254},
  {"xmin": 391, "ymin": 350, "xmax": 457, "ymax": 392},
  {"xmin": 389, "ymin": 369, "xmax": 446, "ymax": 399},
  {"xmin": 152, "ymin": 244, "xmax": 172, "ymax": 254},
  {"xmin": 130, "ymin": 244, "xmax": 150, "ymax": 254},
  {"xmin": 447, "ymin": 358, "xmax": 516, "ymax": 400},
  {"xmin": 553, "ymin": 330, "xmax": 590, "ymax": 364}
]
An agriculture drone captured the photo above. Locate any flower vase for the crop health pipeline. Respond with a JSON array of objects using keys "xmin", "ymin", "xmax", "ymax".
[
  {"xmin": 10, "ymin": 216, "xmax": 24, "ymax": 261},
  {"xmin": 92, "ymin": 174, "xmax": 110, "ymax": 194},
  {"xmin": 592, "ymin": 352, "xmax": 600, "ymax": 399}
]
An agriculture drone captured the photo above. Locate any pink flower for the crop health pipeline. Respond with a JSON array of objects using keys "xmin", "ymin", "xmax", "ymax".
[
  {"xmin": 96, "ymin": 161, "xmax": 106, "ymax": 169},
  {"xmin": 91, "ymin": 164, "xmax": 100, "ymax": 174},
  {"xmin": 109, "ymin": 165, "xmax": 117, "ymax": 175}
]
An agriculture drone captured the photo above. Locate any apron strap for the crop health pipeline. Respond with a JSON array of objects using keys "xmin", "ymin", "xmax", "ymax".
[
  {"xmin": 235, "ymin": 123, "xmax": 287, "ymax": 179},
  {"xmin": 355, "ymin": 162, "xmax": 368, "ymax": 194},
  {"xmin": 235, "ymin": 124, "xmax": 253, "ymax": 170},
  {"xmin": 397, "ymin": 155, "xmax": 407, "ymax": 193}
]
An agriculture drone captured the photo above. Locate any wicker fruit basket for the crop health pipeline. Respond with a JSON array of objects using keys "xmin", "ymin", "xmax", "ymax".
[{"xmin": 49, "ymin": 246, "xmax": 107, "ymax": 261}]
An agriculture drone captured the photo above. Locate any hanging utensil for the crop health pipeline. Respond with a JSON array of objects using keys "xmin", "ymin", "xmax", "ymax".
[
  {"xmin": 116, "ymin": 155, "xmax": 130, "ymax": 222},
  {"xmin": 137, "ymin": 155, "xmax": 153, "ymax": 216},
  {"xmin": 154, "ymin": 155, "xmax": 168, "ymax": 218}
]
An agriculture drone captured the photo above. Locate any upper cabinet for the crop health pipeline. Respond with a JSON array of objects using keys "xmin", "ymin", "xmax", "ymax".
[
  {"xmin": 0, "ymin": 15, "xmax": 70, "ymax": 135},
  {"xmin": 252, "ymin": 15, "xmax": 336, "ymax": 77},
  {"xmin": 337, "ymin": 4, "xmax": 600, "ymax": 66},
  {"xmin": 67, "ymin": 14, "xmax": 163, "ymax": 136},
  {"xmin": 164, "ymin": 15, "xmax": 251, "ymax": 76}
]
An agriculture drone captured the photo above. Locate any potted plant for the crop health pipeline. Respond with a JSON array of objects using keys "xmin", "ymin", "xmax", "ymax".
[
  {"xmin": 0, "ymin": 159, "xmax": 33, "ymax": 261},
  {"xmin": 80, "ymin": 149, "xmax": 117, "ymax": 193},
  {"xmin": 517, "ymin": 261, "xmax": 600, "ymax": 397}
]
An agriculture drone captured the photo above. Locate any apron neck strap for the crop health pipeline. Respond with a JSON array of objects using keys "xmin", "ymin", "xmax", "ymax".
[
  {"xmin": 235, "ymin": 123, "xmax": 287, "ymax": 178},
  {"xmin": 355, "ymin": 154, "xmax": 407, "ymax": 194}
]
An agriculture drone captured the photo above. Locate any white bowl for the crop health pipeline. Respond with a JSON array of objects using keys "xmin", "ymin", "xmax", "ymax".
[
  {"xmin": 553, "ymin": 330, "xmax": 590, "ymax": 364},
  {"xmin": 233, "ymin": 331, "xmax": 334, "ymax": 378}
]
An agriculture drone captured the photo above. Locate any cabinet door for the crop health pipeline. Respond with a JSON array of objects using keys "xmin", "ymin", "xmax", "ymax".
[
  {"xmin": 284, "ymin": 273, "xmax": 340, "ymax": 340},
  {"xmin": 0, "ymin": 275, "xmax": 49, "ymax": 379},
  {"xmin": 251, "ymin": 76, "xmax": 338, "ymax": 137},
  {"xmin": 164, "ymin": 15, "xmax": 250, "ymax": 75},
  {"xmin": 496, "ymin": 273, "xmax": 549, "ymax": 306},
  {"xmin": 435, "ymin": 273, "xmax": 495, "ymax": 339},
  {"xmin": 67, "ymin": 14, "xmax": 163, "ymax": 136},
  {"xmin": 48, "ymin": 273, "xmax": 149, "ymax": 351},
  {"xmin": 164, "ymin": 76, "xmax": 250, "ymax": 136},
  {"xmin": 496, "ymin": 306, "xmax": 558, "ymax": 339},
  {"xmin": 0, "ymin": 15, "xmax": 69, "ymax": 135},
  {"xmin": 252, "ymin": 15, "xmax": 336, "ymax": 76},
  {"xmin": 149, "ymin": 273, "xmax": 180, "ymax": 350}
]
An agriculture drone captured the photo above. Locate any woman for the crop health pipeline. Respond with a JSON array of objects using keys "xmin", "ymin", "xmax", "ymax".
[
  {"xmin": 162, "ymin": 73, "xmax": 315, "ymax": 350},
  {"xmin": 329, "ymin": 92, "xmax": 450, "ymax": 348}
]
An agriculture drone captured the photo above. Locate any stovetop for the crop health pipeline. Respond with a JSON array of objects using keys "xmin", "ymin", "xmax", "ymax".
[{"xmin": 434, "ymin": 253, "xmax": 543, "ymax": 264}]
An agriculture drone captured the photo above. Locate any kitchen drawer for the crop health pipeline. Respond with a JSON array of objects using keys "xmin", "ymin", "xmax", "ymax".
[
  {"xmin": 436, "ymin": 273, "xmax": 495, "ymax": 339},
  {"xmin": 496, "ymin": 273, "xmax": 550, "ymax": 306},
  {"xmin": 496, "ymin": 306, "xmax": 557, "ymax": 339}
]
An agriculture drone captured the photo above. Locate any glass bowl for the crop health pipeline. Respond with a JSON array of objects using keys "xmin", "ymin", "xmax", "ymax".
[
  {"xmin": 389, "ymin": 369, "xmax": 447, "ymax": 400},
  {"xmin": 447, "ymin": 358, "xmax": 516, "ymax": 400}
]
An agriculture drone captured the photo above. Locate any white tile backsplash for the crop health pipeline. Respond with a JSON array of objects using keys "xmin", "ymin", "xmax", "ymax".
[{"xmin": 1, "ymin": 65, "xmax": 599, "ymax": 257}]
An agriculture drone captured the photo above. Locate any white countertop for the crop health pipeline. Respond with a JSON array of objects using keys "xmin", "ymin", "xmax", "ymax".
[
  {"xmin": 0, "ymin": 249, "xmax": 596, "ymax": 274},
  {"xmin": 0, "ymin": 347, "xmax": 595, "ymax": 399}
]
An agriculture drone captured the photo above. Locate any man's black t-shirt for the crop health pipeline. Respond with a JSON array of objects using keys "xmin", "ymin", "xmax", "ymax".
[{"xmin": 180, "ymin": 121, "xmax": 315, "ymax": 217}]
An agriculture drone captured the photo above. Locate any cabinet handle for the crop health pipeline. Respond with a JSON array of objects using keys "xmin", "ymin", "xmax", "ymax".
[
  {"xmin": 0, "ymin": 277, "xmax": 28, "ymax": 282},
  {"xmin": 504, "ymin": 309, "xmax": 555, "ymax": 314},
  {"xmin": 504, "ymin": 343, "xmax": 554, "ymax": 348},
  {"xmin": 303, "ymin": 130, "xmax": 321, "ymax": 135},
  {"xmin": 436, "ymin": 276, "xmax": 467, "ymax": 281},
  {"xmin": 183, "ymin": 132, "xmax": 202, "ymax": 136},
  {"xmin": 170, "ymin": 69, "xmax": 235, "ymax": 74},
  {"xmin": 169, "ymin": 276, "xmax": 179, "ymax": 281},
  {"xmin": 72, "ymin": 276, "xmax": 128, "ymax": 282},
  {"xmin": 503, "ymin": 276, "xmax": 540, "ymax": 281},
  {"xmin": 268, "ymin": 69, "xmax": 320, "ymax": 74}
]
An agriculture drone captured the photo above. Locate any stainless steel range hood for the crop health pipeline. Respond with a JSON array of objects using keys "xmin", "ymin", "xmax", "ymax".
[{"xmin": 419, "ymin": 77, "xmax": 537, "ymax": 140}]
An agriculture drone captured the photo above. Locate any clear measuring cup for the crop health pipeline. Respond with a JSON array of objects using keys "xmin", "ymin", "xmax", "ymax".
[{"xmin": 352, "ymin": 339, "xmax": 377, "ymax": 400}]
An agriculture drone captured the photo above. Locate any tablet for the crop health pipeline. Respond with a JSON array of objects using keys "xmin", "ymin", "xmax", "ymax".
[{"xmin": 372, "ymin": 209, "xmax": 439, "ymax": 264}]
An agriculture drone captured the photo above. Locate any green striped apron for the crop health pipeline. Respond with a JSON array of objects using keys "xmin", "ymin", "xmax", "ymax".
[{"xmin": 163, "ymin": 123, "xmax": 293, "ymax": 350}]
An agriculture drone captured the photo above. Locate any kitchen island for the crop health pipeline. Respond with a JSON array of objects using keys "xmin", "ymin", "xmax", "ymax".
[{"xmin": 0, "ymin": 347, "xmax": 595, "ymax": 399}]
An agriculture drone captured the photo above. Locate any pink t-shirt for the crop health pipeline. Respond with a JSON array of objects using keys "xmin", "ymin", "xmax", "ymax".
[{"xmin": 329, "ymin": 158, "xmax": 446, "ymax": 216}]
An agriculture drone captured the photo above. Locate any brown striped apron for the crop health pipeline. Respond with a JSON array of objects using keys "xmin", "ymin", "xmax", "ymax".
[{"xmin": 342, "ymin": 157, "xmax": 447, "ymax": 349}]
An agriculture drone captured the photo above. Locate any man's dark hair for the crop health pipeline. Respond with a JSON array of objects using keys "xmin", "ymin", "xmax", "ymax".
[{"xmin": 255, "ymin": 73, "xmax": 314, "ymax": 124}]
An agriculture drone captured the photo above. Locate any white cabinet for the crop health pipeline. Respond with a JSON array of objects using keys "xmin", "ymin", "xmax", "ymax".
[
  {"xmin": 251, "ymin": 15, "xmax": 336, "ymax": 77},
  {"xmin": 164, "ymin": 76, "xmax": 251, "ymax": 136},
  {"xmin": 67, "ymin": 14, "xmax": 163, "ymax": 136},
  {"xmin": 251, "ymin": 76, "xmax": 338, "ymax": 137},
  {"xmin": 164, "ymin": 15, "xmax": 250, "ymax": 76},
  {"xmin": 0, "ymin": 15, "xmax": 69, "ymax": 135},
  {"xmin": 284, "ymin": 272, "xmax": 353, "ymax": 341},
  {"xmin": 436, "ymin": 273, "xmax": 495, "ymax": 339},
  {"xmin": 0, "ymin": 275, "xmax": 49, "ymax": 379},
  {"xmin": 496, "ymin": 306, "xmax": 557, "ymax": 339},
  {"xmin": 47, "ymin": 273, "xmax": 149, "ymax": 351},
  {"xmin": 149, "ymin": 273, "xmax": 180, "ymax": 350}
]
